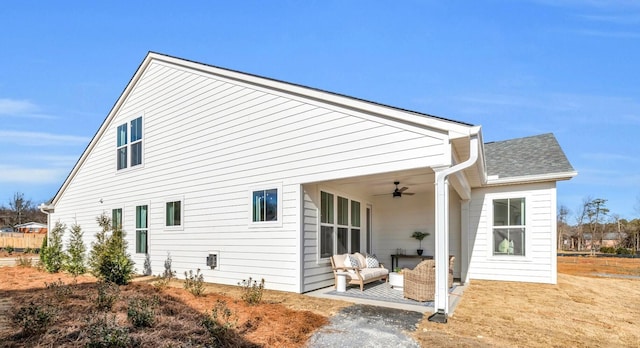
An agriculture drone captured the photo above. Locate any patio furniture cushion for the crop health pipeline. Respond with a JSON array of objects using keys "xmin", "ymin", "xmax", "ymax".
[
  {"xmin": 365, "ymin": 254, "xmax": 380, "ymax": 268},
  {"xmin": 353, "ymin": 252, "xmax": 367, "ymax": 268},
  {"xmin": 345, "ymin": 254, "xmax": 360, "ymax": 272},
  {"xmin": 330, "ymin": 253, "xmax": 388, "ymax": 291}
]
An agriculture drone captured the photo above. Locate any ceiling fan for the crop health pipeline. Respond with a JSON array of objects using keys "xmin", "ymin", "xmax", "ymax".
[{"xmin": 377, "ymin": 181, "xmax": 414, "ymax": 198}]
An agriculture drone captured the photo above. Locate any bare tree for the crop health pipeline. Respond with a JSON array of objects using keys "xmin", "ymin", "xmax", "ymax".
[
  {"xmin": 4, "ymin": 192, "xmax": 46, "ymax": 227},
  {"xmin": 585, "ymin": 198, "xmax": 609, "ymax": 251},
  {"xmin": 557, "ymin": 205, "xmax": 570, "ymax": 252},
  {"xmin": 574, "ymin": 197, "xmax": 590, "ymax": 251}
]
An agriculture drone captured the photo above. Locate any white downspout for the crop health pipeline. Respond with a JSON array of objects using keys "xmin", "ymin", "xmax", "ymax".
[
  {"xmin": 430, "ymin": 130, "xmax": 480, "ymax": 323},
  {"xmin": 38, "ymin": 203, "xmax": 53, "ymax": 244}
]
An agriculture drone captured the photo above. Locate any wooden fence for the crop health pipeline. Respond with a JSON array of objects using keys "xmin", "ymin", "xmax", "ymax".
[{"xmin": 0, "ymin": 233, "xmax": 46, "ymax": 249}]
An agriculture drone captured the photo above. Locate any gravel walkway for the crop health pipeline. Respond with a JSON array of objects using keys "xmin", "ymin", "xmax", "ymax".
[{"xmin": 306, "ymin": 304, "xmax": 422, "ymax": 347}]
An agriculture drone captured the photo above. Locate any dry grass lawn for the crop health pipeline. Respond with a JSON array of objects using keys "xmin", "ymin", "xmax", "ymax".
[
  {"xmin": 1, "ymin": 255, "xmax": 639, "ymax": 347},
  {"xmin": 415, "ymin": 256, "xmax": 640, "ymax": 347}
]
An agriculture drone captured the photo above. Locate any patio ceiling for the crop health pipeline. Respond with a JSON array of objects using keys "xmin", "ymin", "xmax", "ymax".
[{"xmin": 318, "ymin": 168, "xmax": 436, "ymax": 199}]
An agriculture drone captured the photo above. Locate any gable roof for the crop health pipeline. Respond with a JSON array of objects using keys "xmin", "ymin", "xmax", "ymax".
[
  {"xmin": 484, "ymin": 133, "xmax": 577, "ymax": 185},
  {"xmin": 44, "ymin": 52, "xmax": 482, "ymax": 207}
]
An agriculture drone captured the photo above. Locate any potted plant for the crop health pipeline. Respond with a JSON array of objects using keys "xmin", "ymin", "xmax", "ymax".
[{"xmin": 411, "ymin": 231, "xmax": 430, "ymax": 256}]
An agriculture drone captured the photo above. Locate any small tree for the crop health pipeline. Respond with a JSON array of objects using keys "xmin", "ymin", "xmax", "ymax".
[
  {"xmin": 39, "ymin": 235, "xmax": 49, "ymax": 268},
  {"xmin": 65, "ymin": 222, "xmax": 87, "ymax": 276},
  {"xmin": 43, "ymin": 221, "xmax": 66, "ymax": 273},
  {"xmin": 88, "ymin": 213, "xmax": 111, "ymax": 276},
  {"xmin": 89, "ymin": 213, "xmax": 134, "ymax": 285}
]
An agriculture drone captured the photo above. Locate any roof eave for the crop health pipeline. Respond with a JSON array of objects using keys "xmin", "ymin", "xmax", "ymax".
[{"xmin": 485, "ymin": 171, "xmax": 578, "ymax": 187}]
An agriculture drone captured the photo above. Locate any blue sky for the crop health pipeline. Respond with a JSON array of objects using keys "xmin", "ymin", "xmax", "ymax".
[{"xmin": 1, "ymin": 1, "xmax": 638, "ymax": 220}]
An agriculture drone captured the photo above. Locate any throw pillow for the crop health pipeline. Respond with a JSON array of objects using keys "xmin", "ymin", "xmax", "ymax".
[
  {"xmin": 365, "ymin": 254, "xmax": 379, "ymax": 268},
  {"xmin": 345, "ymin": 254, "xmax": 360, "ymax": 269}
]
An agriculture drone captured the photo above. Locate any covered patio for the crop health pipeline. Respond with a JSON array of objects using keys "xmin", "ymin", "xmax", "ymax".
[
  {"xmin": 301, "ymin": 132, "xmax": 481, "ymax": 321},
  {"xmin": 306, "ymin": 279, "xmax": 466, "ymax": 314}
]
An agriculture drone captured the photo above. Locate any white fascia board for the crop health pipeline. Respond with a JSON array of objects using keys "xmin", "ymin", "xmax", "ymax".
[
  {"xmin": 150, "ymin": 53, "xmax": 476, "ymax": 137},
  {"xmin": 485, "ymin": 171, "xmax": 578, "ymax": 187}
]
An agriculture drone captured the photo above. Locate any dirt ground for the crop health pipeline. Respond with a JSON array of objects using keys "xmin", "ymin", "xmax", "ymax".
[{"xmin": 1, "ymin": 255, "xmax": 639, "ymax": 347}]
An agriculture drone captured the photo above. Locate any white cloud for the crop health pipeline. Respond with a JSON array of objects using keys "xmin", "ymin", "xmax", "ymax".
[
  {"xmin": 577, "ymin": 14, "xmax": 640, "ymax": 25},
  {"xmin": 573, "ymin": 29, "xmax": 640, "ymax": 38},
  {"xmin": 0, "ymin": 98, "xmax": 57, "ymax": 119},
  {"xmin": 0, "ymin": 99, "xmax": 37, "ymax": 115},
  {"xmin": 0, "ymin": 130, "xmax": 90, "ymax": 146},
  {"xmin": 0, "ymin": 165, "xmax": 68, "ymax": 184},
  {"xmin": 580, "ymin": 152, "xmax": 637, "ymax": 162}
]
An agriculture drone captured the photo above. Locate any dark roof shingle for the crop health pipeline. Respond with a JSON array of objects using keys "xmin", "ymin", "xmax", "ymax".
[{"xmin": 484, "ymin": 133, "xmax": 575, "ymax": 179}]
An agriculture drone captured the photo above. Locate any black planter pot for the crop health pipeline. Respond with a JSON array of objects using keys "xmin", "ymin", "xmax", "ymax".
[{"xmin": 417, "ymin": 249, "xmax": 423, "ymax": 256}]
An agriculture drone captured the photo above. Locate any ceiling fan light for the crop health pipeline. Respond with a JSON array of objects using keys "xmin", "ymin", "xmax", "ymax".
[{"xmin": 393, "ymin": 191, "xmax": 402, "ymax": 198}]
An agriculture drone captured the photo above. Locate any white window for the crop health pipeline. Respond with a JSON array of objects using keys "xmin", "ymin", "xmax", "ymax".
[
  {"xmin": 252, "ymin": 189, "xmax": 278, "ymax": 222},
  {"xmin": 116, "ymin": 116, "xmax": 143, "ymax": 170},
  {"xmin": 112, "ymin": 208, "xmax": 123, "ymax": 230},
  {"xmin": 320, "ymin": 190, "xmax": 361, "ymax": 258},
  {"xmin": 136, "ymin": 205, "xmax": 148, "ymax": 254},
  {"xmin": 249, "ymin": 183, "xmax": 283, "ymax": 227},
  {"xmin": 493, "ymin": 197, "xmax": 526, "ymax": 256},
  {"xmin": 166, "ymin": 200, "xmax": 182, "ymax": 227}
]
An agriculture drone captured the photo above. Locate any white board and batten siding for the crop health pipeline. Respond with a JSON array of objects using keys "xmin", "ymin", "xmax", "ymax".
[
  {"xmin": 49, "ymin": 59, "xmax": 452, "ymax": 293},
  {"xmin": 467, "ymin": 182, "xmax": 558, "ymax": 284}
]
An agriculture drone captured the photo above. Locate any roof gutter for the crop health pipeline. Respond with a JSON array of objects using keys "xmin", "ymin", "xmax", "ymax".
[{"xmin": 430, "ymin": 127, "xmax": 480, "ymax": 323}]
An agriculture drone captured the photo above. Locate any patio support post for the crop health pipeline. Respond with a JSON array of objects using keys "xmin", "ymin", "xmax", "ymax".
[
  {"xmin": 430, "ymin": 132, "xmax": 479, "ymax": 323},
  {"xmin": 432, "ymin": 173, "xmax": 450, "ymax": 323}
]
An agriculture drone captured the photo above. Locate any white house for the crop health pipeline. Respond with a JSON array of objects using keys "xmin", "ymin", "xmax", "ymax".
[{"xmin": 40, "ymin": 52, "xmax": 576, "ymax": 320}]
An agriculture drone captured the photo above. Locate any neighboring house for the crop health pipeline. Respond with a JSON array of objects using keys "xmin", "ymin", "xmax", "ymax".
[
  {"xmin": 39, "ymin": 52, "xmax": 576, "ymax": 319},
  {"xmin": 14, "ymin": 222, "xmax": 47, "ymax": 234},
  {"xmin": 583, "ymin": 232, "xmax": 627, "ymax": 249}
]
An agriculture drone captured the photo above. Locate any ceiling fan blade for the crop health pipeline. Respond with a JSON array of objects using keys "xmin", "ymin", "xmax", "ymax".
[
  {"xmin": 399, "ymin": 187, "xmax": 409, "ymax": 192},
  {"xmin": 404, "ymin": 192, "xmax": 415, "ymax": 196}
]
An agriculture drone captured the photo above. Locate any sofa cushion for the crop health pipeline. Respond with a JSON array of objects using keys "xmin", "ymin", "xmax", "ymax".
[
  {"xmin": 353, "ymin": 252, "xmax": 367, "ymax": 268},
  {"xmin": 365, "ymin": 254, "xmax": 380, "ymax": 268},
  {"xmin": 345, "ymin": 254, "xmax": 360, "ymax": 270},
  {"xmin": 358, "ymin": 268, "xmax": 389, "ymax": 280}
]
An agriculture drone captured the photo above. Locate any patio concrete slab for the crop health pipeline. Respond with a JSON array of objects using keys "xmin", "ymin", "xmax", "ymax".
[{"xmin": 306, "ymin": 280, "xmax": 466, "ymax": 315}]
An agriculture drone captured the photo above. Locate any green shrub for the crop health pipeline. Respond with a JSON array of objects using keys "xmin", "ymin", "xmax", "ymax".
[
  {"xmin": 89, "ymin": 213, "xmax": 134, "ymax": 285},
  {"xmin": 16, "ymin": 255, "xmax": 33, "ymax": 267},
  {"xmin": 84, "ymin": 314, "xmax": 134, "ymax": 348},
  {"xmin": 201, "ymin": 300, "xmax": 238, "ymax": 345},
  {"xmin": 40, "ymin": 237, "xmax": 48, "ymax": 265},
  {"xmin": 43, "ymin": 221, "xmax": 67, "ymax": 273},
  {"xmin": 95, "ymin": 281, "xmax": 120, "ymax": 311},
  {"xmin": 616, "ymin": 247, "xmax": 632, "ymax": 255},
  {"xmin": 65, "ymin": 222, "xmax": 87, "ymax": 276},
  {"xmin": 10, "ymin": 300, "xmax": 58, "ymax": 336},
  {"xmin": 127, "ymin": 296, "xmax": 157, "ymax": 328},
  {"xmin": 5, "ymin": 245, "xmax": 14, "ymax": 255},
  {"xmin": 24, "ymin": 247, "xmax": 33, "ymax": 254},
  {"xmin": 45, "ymin": 278, "xmax": 74, "ymax": 302},
  {"xmin": 184, "ymin": 269, "xmax": 205, "ymax": 296},
  {"xmin": 238, "ymin": 277, "xmax": 265, "ymax": 305}
]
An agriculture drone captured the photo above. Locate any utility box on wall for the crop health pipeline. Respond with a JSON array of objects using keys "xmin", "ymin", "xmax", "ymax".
[{"xmin": 206, "ymin": 252, "xmax": 218, "ymax": 269}]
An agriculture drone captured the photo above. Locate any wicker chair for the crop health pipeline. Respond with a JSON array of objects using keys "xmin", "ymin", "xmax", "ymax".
[{"xmin": 403, "ymin": 256, "xmax": 455, "ymax": 302}]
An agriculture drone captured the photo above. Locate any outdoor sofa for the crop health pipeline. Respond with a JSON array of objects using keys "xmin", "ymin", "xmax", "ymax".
[{"xmin": 330, "ymin": 252, "xmax": 389, "ymax": 291}]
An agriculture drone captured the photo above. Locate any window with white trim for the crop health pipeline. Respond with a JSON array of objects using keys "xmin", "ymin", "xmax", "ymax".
[
  {"xmin": 116, "ymin": 116, "xmax": 143, "ymax": 170},
  {"xmin": 166, "ymin": 200, "xmax": 181, "ymax": 227},
  {"xmin": 112, "ymin": 208, "xmax": 123, "ymax": 230},
  {"xmin": 493, "ymin": 197, "xmax": 525, "ymax": 256},
  {"xmin": 136, "ymin": 205, "xmax": 148, "ymax": 254},
  {"xmin": 252, "ymin": 188, "xmax": 278, "ymax": 222},
  {"xmin": 320, "ymin": 191, "xmax": 361, "ymax": 258}
]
